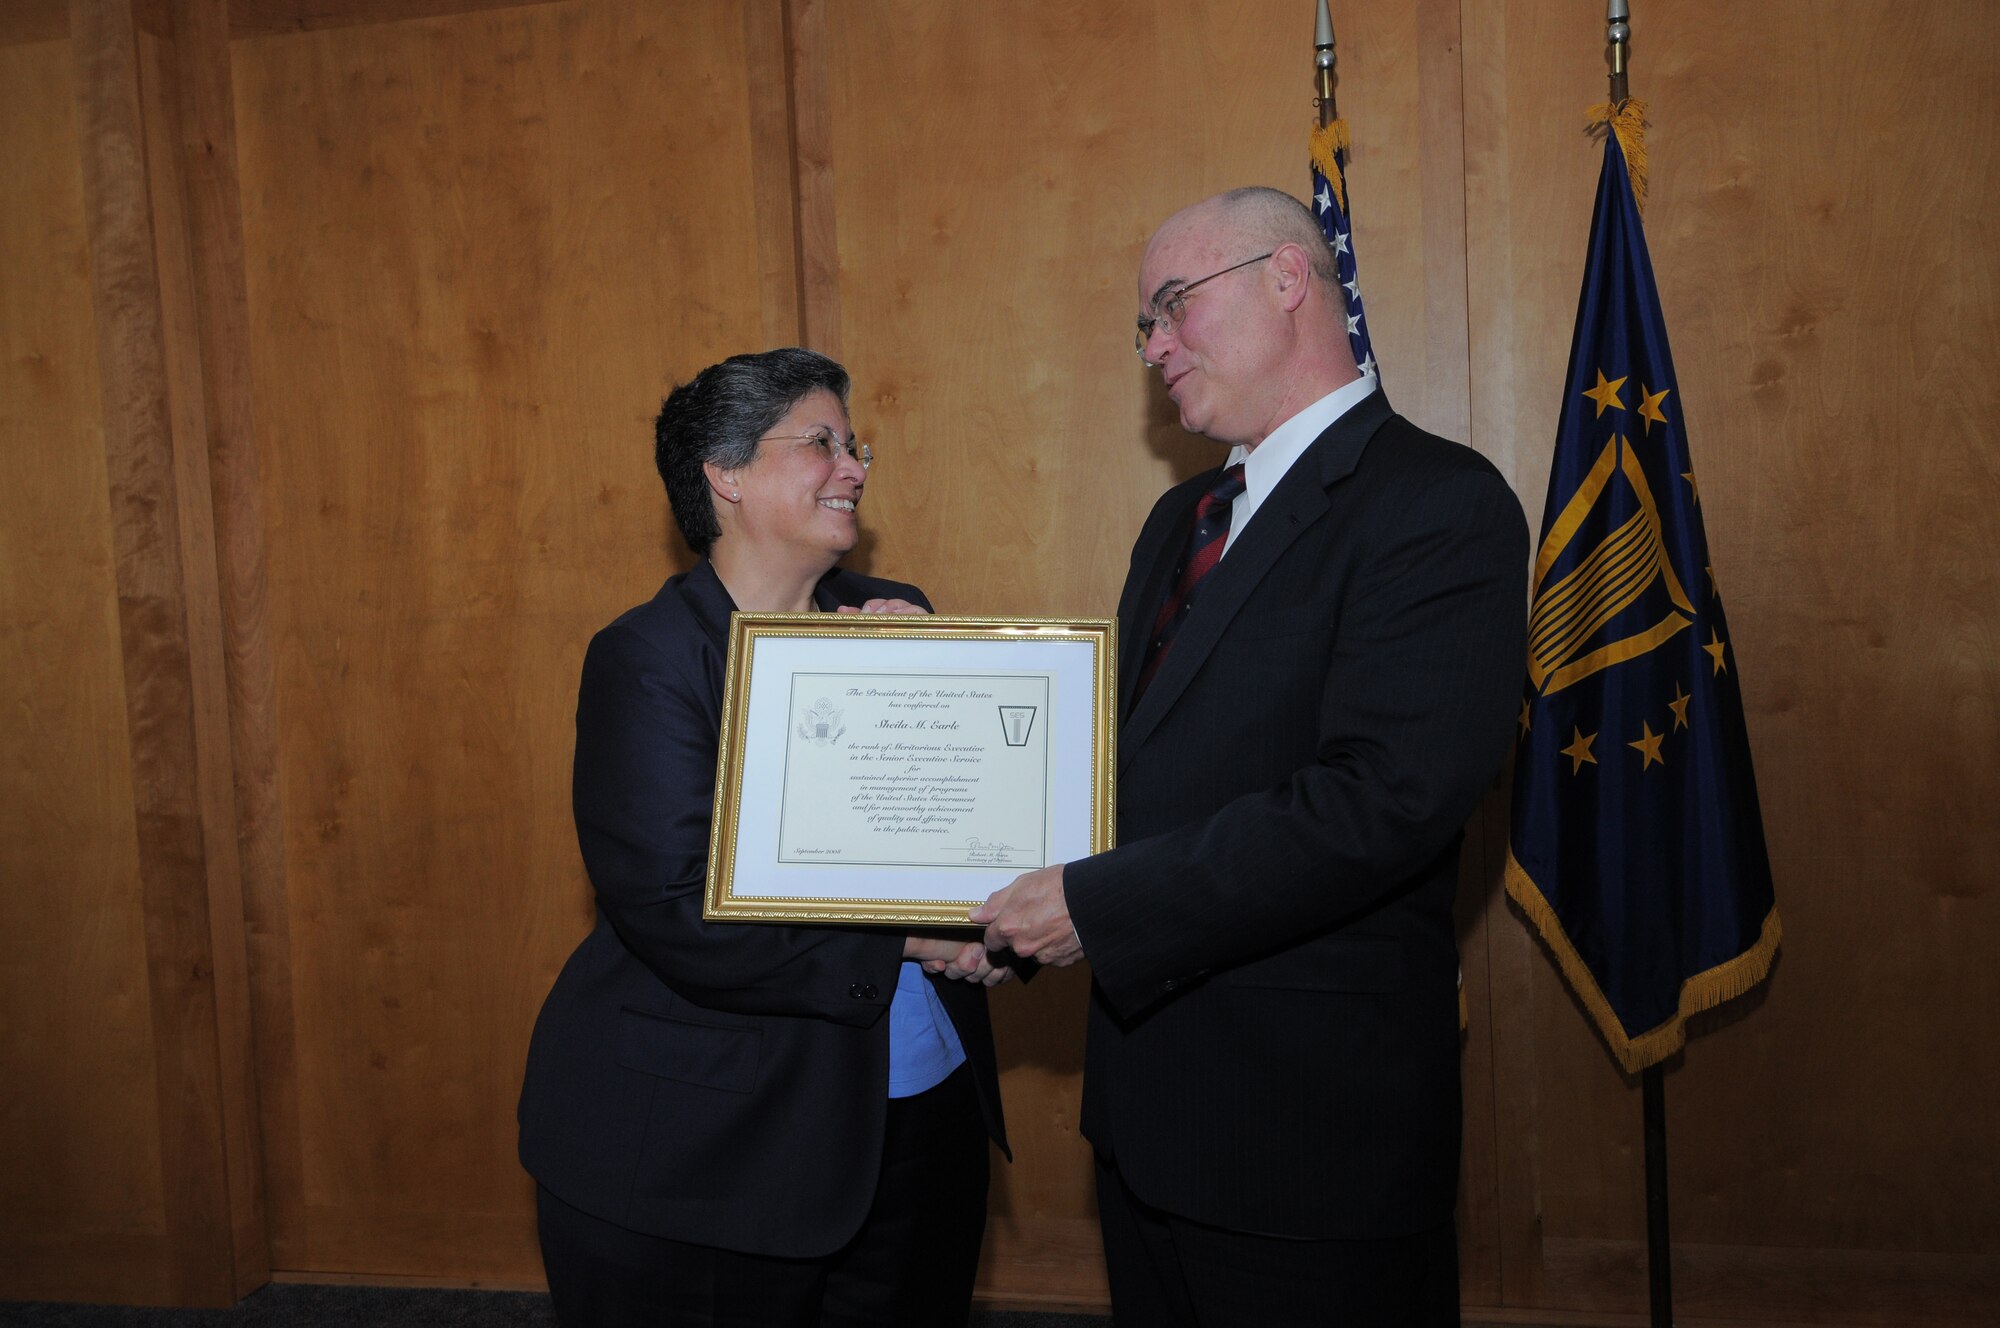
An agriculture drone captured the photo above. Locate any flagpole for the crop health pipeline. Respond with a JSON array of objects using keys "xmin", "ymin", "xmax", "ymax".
[
  {"xmin": 1608, "ymin": 1, "xmax": 1671, "ymax": 1315},
  {"xmin": 1309, "ymin": 0, "xmax": 1376, "ymax": 380},
  {"xmin": 1644, "ymin": 1060, "xmax": 1672, "ymax": 1326},
  {"xmin": 1314, "ymin": 0, "xmax": 1337, "ymax": 128}
]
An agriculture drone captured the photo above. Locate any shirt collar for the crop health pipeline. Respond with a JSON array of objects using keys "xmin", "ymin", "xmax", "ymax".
[{"xmin": 1225, "ymin": 373, "xmax": 1379, "ymax": 509}]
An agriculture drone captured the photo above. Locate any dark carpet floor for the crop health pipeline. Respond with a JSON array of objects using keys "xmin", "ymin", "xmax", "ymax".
[{"xmin": 0, "ymin": 1285, "xmax": 1109, "ymax": 1328}]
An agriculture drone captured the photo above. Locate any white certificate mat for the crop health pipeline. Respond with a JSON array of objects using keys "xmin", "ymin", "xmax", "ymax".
[{"xmin": 705, "ymin": 614, "xmax": 1116, "ymax": 926}]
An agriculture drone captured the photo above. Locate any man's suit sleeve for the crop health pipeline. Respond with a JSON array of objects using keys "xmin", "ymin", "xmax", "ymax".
[
  {"xmin": 1068, "ymin": 464, "xmax": 1528, "ymax": 1017},
  {"xmin": 572, "ymin": 621, "xmax": 902, "ymax": 1026}
]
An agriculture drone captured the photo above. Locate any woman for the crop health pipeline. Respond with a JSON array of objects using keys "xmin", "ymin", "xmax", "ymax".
[{"xmin": 519, "ymin": 348, "xmax": 1009, "ymax": 1327}]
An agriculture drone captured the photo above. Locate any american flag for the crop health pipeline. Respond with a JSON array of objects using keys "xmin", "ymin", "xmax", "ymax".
[{"xmin": 1310, "ymin": 123, "xmax": 1378, "ymax": 380}]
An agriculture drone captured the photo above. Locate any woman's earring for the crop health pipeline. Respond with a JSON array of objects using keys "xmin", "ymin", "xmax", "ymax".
[{"xmin": 731, "ymin": 490, "xmax": 741, "ymax": 502}]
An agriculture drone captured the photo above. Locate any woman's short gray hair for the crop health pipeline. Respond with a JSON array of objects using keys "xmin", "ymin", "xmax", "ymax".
[{"xmin": 654, "ymin": 348, "xmax": 851, "ymax": 556}]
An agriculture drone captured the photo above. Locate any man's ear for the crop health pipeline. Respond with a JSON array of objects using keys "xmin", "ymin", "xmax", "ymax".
[{"xmin": 1270, "ymin": 243, "xmax": 1313, "ymax": 313}]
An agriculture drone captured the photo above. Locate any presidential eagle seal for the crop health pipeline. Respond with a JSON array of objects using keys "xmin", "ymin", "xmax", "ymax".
[{"xmin": 796, "ymin": 697, "xmax": 846, "ymax": 746}]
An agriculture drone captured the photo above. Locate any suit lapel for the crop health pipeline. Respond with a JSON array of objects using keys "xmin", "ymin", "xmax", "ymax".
[
  {"xmin": 812, "ymin": 569, "xmax": 850, "ymax": 612},
  {"xmin": 1117, "ymin": 392, "xmax": 1393, "ymax": 771},
  {"xmin": 1119, "ymin": 496, "xmax": 1197, "ymax": 718},
  {"xmin": 681, "ymin": 560, "xmax": 738, "ymax": 649}
]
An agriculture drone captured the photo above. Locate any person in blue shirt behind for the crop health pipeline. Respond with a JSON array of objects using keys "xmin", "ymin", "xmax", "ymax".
[{"xmin": 520, "ymin": 347, "xmax": 1010, "ymax": 1327}]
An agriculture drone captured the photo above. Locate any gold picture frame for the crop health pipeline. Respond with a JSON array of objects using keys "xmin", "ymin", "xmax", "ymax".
[{"xmin": 704, "ymin": 612, "xmax": 1117, "ymax": 927}]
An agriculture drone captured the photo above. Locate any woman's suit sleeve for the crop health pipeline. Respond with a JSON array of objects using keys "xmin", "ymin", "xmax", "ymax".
[{"xmin": 572, "ymin": 620, "xmax": 903, "ymax": 1025}]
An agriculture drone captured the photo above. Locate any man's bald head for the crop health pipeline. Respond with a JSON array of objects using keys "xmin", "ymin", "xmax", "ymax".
[{"xmin": 1156, "ymin": 187, "xmax": 1341, "ymax": 290}]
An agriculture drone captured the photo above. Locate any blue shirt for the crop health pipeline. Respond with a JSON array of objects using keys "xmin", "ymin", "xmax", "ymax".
[{"xmin": 886, "ymin": 961, "xmax": 966, "ymax": 1097}]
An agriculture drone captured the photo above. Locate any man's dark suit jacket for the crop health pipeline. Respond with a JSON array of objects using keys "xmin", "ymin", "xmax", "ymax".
[
  {"xmin": 1066, "ymin": 390, "xmax": 1527, "ymax": 1241},
  {"xmin": 518, "ymin": 560, "xmax": 1006, "ymax": 1260}
]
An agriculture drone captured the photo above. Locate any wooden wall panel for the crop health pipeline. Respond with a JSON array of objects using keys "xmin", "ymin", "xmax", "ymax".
[
  {"xmin": 0, "ymin": 2, "xmax": 68, "ymax": 47},
  {"xmin": 135, "ymin": 9, "xmax": 270, "ymax": 1295},
  {"xmin": 818, "ymin": 0, "xmax": 1472, "ymax": 1308},
  {"xmin": 67, "ymin": 0, "xmax": 263, "ymax": 1302},
  {"xmin": 0, "ymin": 34, "xmax": 171, "ymax": 1302},
  {"xmin": 229, "ymin": 0, "xmax": 793, "ymax": 1282},
  {"xmin": 2, "ymin": 0, "xmax": 266, "ymax": 1303},
  {"xmin": 158, "ymin": 0, "xmax": 284, "ymax": 1290},
  {"xmin": 1465, "ymin": 1, "xmax": 2000, "ymax": 1322}
]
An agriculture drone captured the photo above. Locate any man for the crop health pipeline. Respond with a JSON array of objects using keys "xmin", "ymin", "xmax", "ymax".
[{"xmin": 973, "ymin": 188, "xmax": 1527, "ymax": 1324}]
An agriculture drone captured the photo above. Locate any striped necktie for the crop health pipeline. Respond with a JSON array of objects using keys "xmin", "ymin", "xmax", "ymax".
[{"xmin": 1136, "ymin": 462, "xmax": 1247, "ymax": 699}]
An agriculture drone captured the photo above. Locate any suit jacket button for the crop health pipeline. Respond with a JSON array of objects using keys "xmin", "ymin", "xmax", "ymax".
[
  {"xmin": 849, "ymin": 982, "xmax": 878, "ymax": 1000},
  {"xmin": 1162, "ymin": 978, "xmax": 1179, "ymax": 992}
]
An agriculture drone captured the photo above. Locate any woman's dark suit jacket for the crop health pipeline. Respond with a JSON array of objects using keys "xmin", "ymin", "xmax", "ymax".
[{"xmin": 519, "ymin": 560, "xmax": 1007, "ymax": 1259}]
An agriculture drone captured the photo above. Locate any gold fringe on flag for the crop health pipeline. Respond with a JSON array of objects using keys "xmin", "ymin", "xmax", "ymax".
[
  {"xmin": 1587, "ymin": 98, "xmax": 1650, "ymax": 213},
  {"xmin": 1504, "ymin": 847, "xmax": 1782, "ymax": 1074},
  {"xmin": 1309, "ymin": 118, "xmax": 1352, "ymax": 215}
]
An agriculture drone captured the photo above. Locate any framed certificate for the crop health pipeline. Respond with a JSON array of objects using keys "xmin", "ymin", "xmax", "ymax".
[{"xmin": 704, "ymin": 612, "xmax": 1117, "ymax": 926}]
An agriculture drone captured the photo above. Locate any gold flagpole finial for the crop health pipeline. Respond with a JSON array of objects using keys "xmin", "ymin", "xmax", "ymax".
[
  {"xmin": 1593, "ymin": 0, "xmax": 1647, "ymax": 212},
  {"xmin": 1608, "ymin": 0, "xmax": 1631, "ymax": 106},
  {"xmin": 1314, "ymin": 0, "xmax": 1337, "ymax": 128}
]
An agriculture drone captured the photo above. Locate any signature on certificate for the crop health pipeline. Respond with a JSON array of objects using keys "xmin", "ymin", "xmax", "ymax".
[{"xmin": 962, "ymin": 837, "xmax": 1019, "ymax": 865}]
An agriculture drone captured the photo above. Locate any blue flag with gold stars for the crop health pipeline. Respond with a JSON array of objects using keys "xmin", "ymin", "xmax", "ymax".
[
  {"xmin": 1310, "ymin": 120, "xmax": 1378, "ymax": 380},
  {"xmin": 1505, "ymin": 125, "xmax": 1780, "ymax": 1074}
]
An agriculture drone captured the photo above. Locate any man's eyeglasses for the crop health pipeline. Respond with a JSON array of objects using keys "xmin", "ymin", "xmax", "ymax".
[
  {"xmin": 1134, "ymin": 252, "xmax": 1274, "ymax": 357},
  {"xmin": 761, "ymin": 428, "xmax": 872, "ymax": 471}
]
